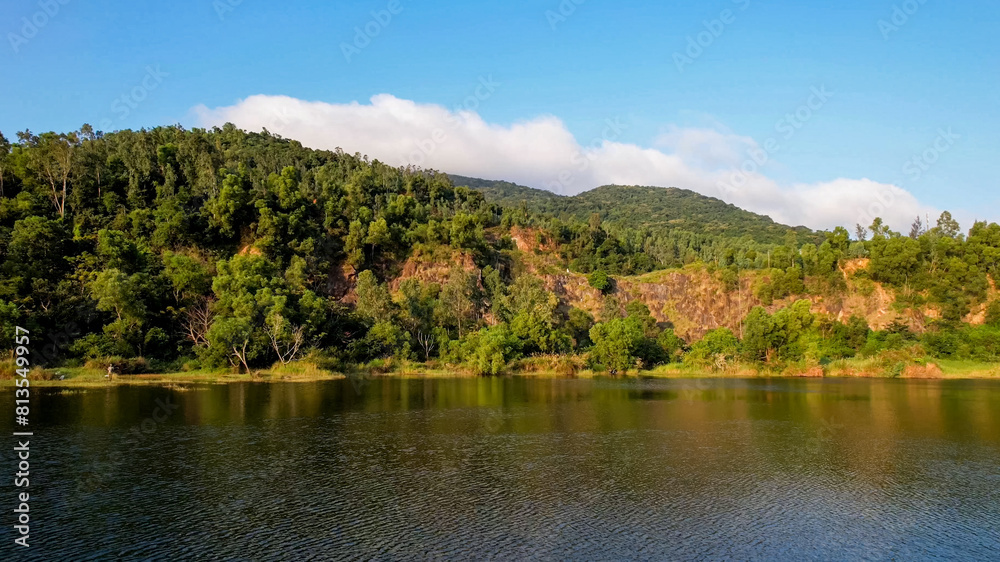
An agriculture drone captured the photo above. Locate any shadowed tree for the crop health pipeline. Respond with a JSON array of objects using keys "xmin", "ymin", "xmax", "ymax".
[{"xmin": 0, "ymin": 131, "xmax": 10, "ymax": 197}]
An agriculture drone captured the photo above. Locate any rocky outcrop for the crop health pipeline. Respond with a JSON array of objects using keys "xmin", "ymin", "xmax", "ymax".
[{"xmin": 374, "ymin": 254, "xmax": 994, "ymax": 343}]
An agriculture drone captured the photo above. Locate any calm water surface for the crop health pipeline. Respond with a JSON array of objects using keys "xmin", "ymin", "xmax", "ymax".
[{"xmin": 2, "ymin": 377, "xmax": 1000, "ymax": 560}]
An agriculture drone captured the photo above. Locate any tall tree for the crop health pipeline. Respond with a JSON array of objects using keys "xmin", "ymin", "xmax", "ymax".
[
  {"xmin": 441, "ymin": 268, "xmax": 477, "ymax": 338},
  {"xmin": 24, "ymin": 131, "xmax": 77, "ymax": 217},
  {"xmin": 0, "ymin": 131, "xmax": 10, "ymax": 197},
  {"xmin": 909, "ymin": 215, "xmax": 924, "ymax": 239}
]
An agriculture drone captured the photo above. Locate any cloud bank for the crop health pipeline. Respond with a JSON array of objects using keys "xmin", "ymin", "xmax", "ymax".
[{"xmin": 194, "ymin": 94, "xmax": 937, "ymax": 232}]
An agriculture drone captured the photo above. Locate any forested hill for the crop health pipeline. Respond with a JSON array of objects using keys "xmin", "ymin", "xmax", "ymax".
[
  {"xmin": 450, "ymin": 174, "xmax": 820, "ymax": 246},
  {"xmin": 3, "ymin": 125, "xmax": 1000, "ymax": 378}
]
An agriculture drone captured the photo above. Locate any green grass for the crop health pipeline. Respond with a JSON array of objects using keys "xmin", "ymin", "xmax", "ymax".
[
  {"xmin": 934, "ymin": 359, "xmax": 1000, "ymax": 378},
  {"xmin": 4, "ymin": 354, "xmax": 1000, "ymax": 389}
]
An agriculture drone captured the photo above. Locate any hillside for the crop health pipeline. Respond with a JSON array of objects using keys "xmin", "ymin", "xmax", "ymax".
[
  {"xmin": 2, "ymin": 125, "xmax": 999, "ymax": 379},
  {"xmin": 450, "ymin": 174, "xmax": 820, "ymax": 246}
]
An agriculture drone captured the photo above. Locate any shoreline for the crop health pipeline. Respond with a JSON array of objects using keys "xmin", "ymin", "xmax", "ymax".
[{"xmin": 5, "ymin": 359, "xmax": 1000, "ymax": 389}]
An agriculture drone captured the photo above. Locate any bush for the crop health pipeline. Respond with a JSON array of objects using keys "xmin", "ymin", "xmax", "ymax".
[
  {"xmin": 352, "ymin": 321, "xmax": 410, "ymax": 361},
  {"xmin": 588, "ymin": 270, "xmax": 611, "ymax": 294},
  {"xmin": 923, "ymin": 330, "xmax": 960, "ymax": 358},
  {"xmin": 467, "ymin": 324, "xmax": 521, "ymax": 376},
  {"xmin": 84, "ymin": 356, "xmax": 150, "ymax": 375},
  {"xmin": 0, "ymin": 360, "xmax": 17, "ymax": 380},
  {"xmin": 685, "ymin": 328, "xmax": 740, "ymax": 368},
  {"xmin": 589, "ymin": 317, "xmax": 644, "ymax": 373},
  {"xmin": 304, "ymin": 349, "xmax": 343, "ymax": 372},
  {"xmin": 986, "ymin": 300, "xmax": 1000, "ymax": 327},
  {"xmin": 181, "ymin": 359, "xmax": 202, "ymax": 372}
]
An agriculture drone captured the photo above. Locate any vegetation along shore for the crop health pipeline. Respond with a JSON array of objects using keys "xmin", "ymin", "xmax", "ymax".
[{"xmin": 2, "ymin": 125, "xmax": 1000, "ymax": 387}]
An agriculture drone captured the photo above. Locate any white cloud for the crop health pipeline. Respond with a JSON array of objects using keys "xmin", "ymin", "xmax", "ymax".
[{"xmin": 193, "ymin": 94, "xmax": 938, "ymax": 232}]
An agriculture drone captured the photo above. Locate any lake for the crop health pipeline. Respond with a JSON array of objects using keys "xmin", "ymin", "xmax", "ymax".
[{"xmin": 3, "ymin": 377, "xmax": 1000, "ymax": 560}]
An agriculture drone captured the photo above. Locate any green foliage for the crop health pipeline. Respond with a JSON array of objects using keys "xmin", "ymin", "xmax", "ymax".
[
  {"xmin": 656, "ymin": 328, "xmax": 685, "ymax": 363},
  {"xmin": 588, "ymin": 270, "xmax": 611, "ymax": 293},
  {"xmin": 860, "ymin": 321, "xmax": 918, "ymax": 357},
  {"xmin": 461, "ymin": 176, "xmax": 820, "ymax": 246},
  {"xmin": 738, "ymin": 300, "xmax": 815, "ymax": 363},
  {"xmin": 589, "ymin": 317, "xmax": 645, "ymax": 373},
  {"xmin": 359, "ymin": 321, "xmax": 410, "ymax": 360},
  {"xmin": 686, "ymin": 328, "xmax": 740, "ymax": 368},
  {"xmin": 355, "ymin": 270, "xmax": 395, "ymax": 325},
  {"xmin": 565, "ymin": 308, "xmax": 595, "ymax": 349},
  {"xmin": 506, "ymin": 275, "xmax": 569, "ymax": 354},
  {"xmin": 4, "ymin": 125, "xmax": 999, "ymax": 376},
  {"xmin": 816, "ymin": 315, "xmax": 870, "ymax": 360},
  {"xmin": 162, "ymin": 251, "xmax": 212, "ymax": 301},
  {"xmin": 0, "ymin": 299, "xmax": 20, "ymax": 355},
  {"xmin": 986, "ymin": 300, "xmax": 1000, "ymax": 328},
  {"xmin": 467, "ymin": 324, "xmax": 520, "ymax": 376}
]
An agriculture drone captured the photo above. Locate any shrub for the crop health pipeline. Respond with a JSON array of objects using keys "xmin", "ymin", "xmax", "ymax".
[
  {"xmin": 588, "ymin": 270, "xmax": 611, "ymax": 294},
  {"xmin": 84, "ymin": 356, "xmax": 150, "ymax": 375},
  {"xmin": 685, "ymin": 328, "xmax": 740, "ymax": 368}
]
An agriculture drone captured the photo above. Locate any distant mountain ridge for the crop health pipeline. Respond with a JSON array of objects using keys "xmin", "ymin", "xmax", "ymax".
[{"xmin": 449, "ymin": 175, "xmax": 820, "ymax": 246}]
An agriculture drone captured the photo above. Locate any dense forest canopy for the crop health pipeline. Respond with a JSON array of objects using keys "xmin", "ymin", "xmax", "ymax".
[
  {"xmin": 1, "ymin": 125, "xmax": 999, "ymax": 376},
  {"xmin": 451, "ymin": 175, "xmax": 821, "ymax": 246}
]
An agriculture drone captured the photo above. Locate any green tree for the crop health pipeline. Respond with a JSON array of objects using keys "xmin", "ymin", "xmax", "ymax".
[
  {"xmin": 398, "ymin": 279, "xmax": 441, "ymax": 360},
  {"xmin": 986, "ymin": 300, "xmax": 1000, "ymax": 328},
  {"xmin": 589, "ymin": 317, "xmax": 644, "ymax": 373},
  {"xmin": 657, "ymin": 328, "xmax": 685, "ymax": 363},
  {"xmin": 506, "ymin": 275, "xmax": 567, "ymax": 353},
  {"xmin": 588, "ymin": 270, "xmax": 611, "ymax": 293},
  {"xmin": 354, "ymin": 270, "xmax": 395, "ymax": 325},
  {"xmin": 0, "ymin": 131, "xmax": 10, "ymax": 197},
  {"xmin": 23, "ymin": 131, "xmax": 77, "ymax": 217},
  {"xmin": 741, "ymin": 306, "xmax": 773, "ymax": 362},
  {"xmin": 440, "ymin": 268, "xmax": 477, "ymax": 337},
  {"xmin": 686, "ymin": 328, "xmax": 740, "ymax": 369},
  {"xmin": 365, "ymin": 217, "xmax": 390, "ymax": 262},
  {"xmin": 467, "ymin": 324, "xmax": 520, "ymax": 376},
  {"xmin": 0, "ymin": 299, "xmax": 20, "ymax": 358},
  {"xmin": 206, "ymin": 254, "xmax": 285, "ymax": 370},
  {"xmin": 90, "ymin": 269, "xmax": 148, "ymax": 354},
  {"xmin": 206, "ymin": 173, "xmax": 250, "ymax": 237},
  {"xmin": 565, "ymin": 308, "xmax": 595, "ymax": 349}
]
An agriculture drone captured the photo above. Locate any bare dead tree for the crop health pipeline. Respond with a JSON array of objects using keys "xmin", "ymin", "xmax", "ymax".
[
  {"xmin": 415, "ymin": 329, "xmax": 436, "ymax": 361},
  {"xmin": 264, "ymin": 314, "xmax": 306, "ymax": 365},
  {"xmin": 182, "ymin": 298, "xmax": 215, "ymax": 347},
  {"xmin": 231, "ymin": 338, "xmax": 252, "ymax": 373}
]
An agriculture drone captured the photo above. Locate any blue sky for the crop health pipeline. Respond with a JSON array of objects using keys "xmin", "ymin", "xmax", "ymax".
[{"xmin": 2, "ymin": 0, "xmax": 998, "ymax": 229}]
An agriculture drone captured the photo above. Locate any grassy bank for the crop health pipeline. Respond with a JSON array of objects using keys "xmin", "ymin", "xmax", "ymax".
[{"xmin": 3, "ymin": 353, "xmax": 1000, "ymax": 389}]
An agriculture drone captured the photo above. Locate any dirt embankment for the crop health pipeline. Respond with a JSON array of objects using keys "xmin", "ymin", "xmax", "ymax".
[
  {"xmin": 352, "ymin": 252, "xmax": 993, "ymax": 343},
  {"xmin": 537, "ymin": 258, "xmax": 995, "ymax": 341},
  {"xmin": 388, "ymin": 251, "xmax": 478, "ymax": 292}
]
